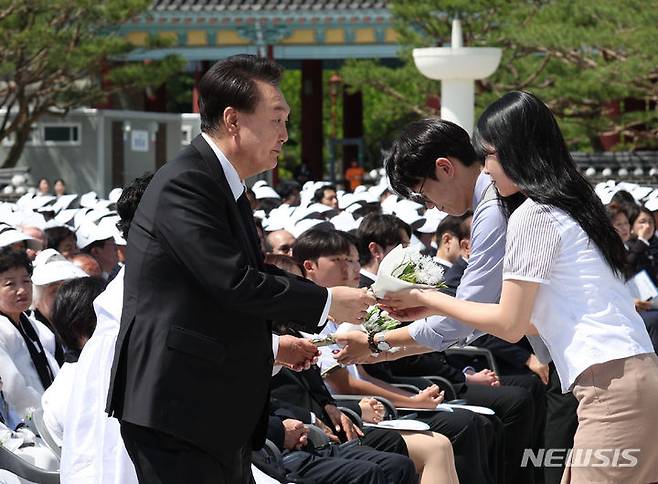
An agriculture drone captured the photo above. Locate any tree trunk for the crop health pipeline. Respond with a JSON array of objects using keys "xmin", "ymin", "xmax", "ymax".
[{"xmin": 2, "ymin": 123, "xmax": 31, "ymax": 168}]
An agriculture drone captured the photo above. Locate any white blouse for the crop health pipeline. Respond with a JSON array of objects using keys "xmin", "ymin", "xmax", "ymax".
[
  {"xmin": 0, "ymin": 314, "xmax": 59, "ymax": 418},
  {"xmin": 503, "ymin": 199, "xmax": 654, "ymax": 392}
]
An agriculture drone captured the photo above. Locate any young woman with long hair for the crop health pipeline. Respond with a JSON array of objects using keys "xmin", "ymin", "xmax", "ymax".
[{"xmin": 340, "ymin": 92, "xmax": 658, "ymax": 483}]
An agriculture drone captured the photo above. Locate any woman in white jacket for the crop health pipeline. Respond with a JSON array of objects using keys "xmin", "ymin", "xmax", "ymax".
[{"xmin": 0, "ymin": 248, "xmax": 59, "ymax": 420}]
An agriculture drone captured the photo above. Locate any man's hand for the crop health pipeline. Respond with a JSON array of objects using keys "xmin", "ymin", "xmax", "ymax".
[
  {"xmin": 465, "ymin": 369, "xmax": 500, "ymax": 387},
  {"xmin": 635, "ymin": 298, "xmax": 652, "ymax": 312},
  {"xmin": 324, "ymin": 404, "xmax": 364, "ymax": 441},
  {"xmin": 275, "ymin": 335, "xmax": 320, "ymax": 372},
  {"xmin": 526, "ymin": 354, "xmax": 549, "ymax": 385},
  {"xmin": 282, "ymin": 419, "xmax": 308, "ymax": 450},
  {"xmin": 409, "ymin": 384, "xmax": 445, "ymax": 409},
  {"xmin": 333, "ymin": 331, "xmax": 371, "ymax": 365},
  {"xmin": 329, "ymin": 287, "xmax": 377, "ymax": 323},
  {"xmin": 313, "ymin": 418, "xmax": 340, "ymax": 444}
]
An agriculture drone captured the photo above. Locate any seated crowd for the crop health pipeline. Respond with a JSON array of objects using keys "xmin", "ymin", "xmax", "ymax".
[{"xmin": 1, "ymin": 175, "xmax": 657, "ymax": 484}]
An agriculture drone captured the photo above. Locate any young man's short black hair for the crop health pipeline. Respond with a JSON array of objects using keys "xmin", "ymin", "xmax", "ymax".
[
  {"xmin": 311, "ymin": 185, "xmax": 337, "ymax": 204},
  {"xmin": 45, "ymin": 226, "xmax": 74, "ymax": 251},
  {"xmin": 51, "ymin": 277, "xmax": 106, "ymax": 351},
  {"xmin": 458, "ymin": 211, "xmax": 473, "ymax": 242},
  {"xmin": 292, "ymin": 228, "xmax": 351, "ymax": 264},
  {"xmin": 199, "ymin": 54, "xmax": 283, "ymax": 135},
  {"xmin": 116, "ymin": 173, "xmax": 154, "ymax": 240},
  {"xmin": 385, "ymin": 118, "xmax": 477, "ymax": 200},
  {"xmin": 276, "ymin": 180, "xmax": 300, "ymax": 200},
  {"xmin": 356, "ymin": 214, "xmax": 411, "ymax": 265},
  {"xmin": 436, "ymin": 211, "xmax": 473, "ymax": 246},
  {"xmin": 0, "ymin": 248, "xmax": 32, "ymax": 276}
]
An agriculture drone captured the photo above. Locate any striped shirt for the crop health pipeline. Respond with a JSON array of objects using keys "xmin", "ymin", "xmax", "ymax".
[{"xmin": 504, "ymin": 199, "xmax": 654, "ymax": 392}]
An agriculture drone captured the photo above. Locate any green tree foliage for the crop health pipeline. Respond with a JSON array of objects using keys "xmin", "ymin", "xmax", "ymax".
[
  {"xmin": 342, "ymin": 0, "xmax": 658, "ymax": 160},
  {"xmin": 0, "ymin": 0, "xmax": 184, "ymax": 167}
]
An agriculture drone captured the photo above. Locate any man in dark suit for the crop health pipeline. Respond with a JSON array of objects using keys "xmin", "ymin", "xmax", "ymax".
[{"xmin": 106, "ymin": 55, "xmax": 375, "ymax": 484}]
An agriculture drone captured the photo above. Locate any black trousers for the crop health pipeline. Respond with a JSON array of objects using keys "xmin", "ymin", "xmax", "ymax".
[
  {"xmin": 361, "ymin": 427, "xmax": 410, "ymax": 456},
  {"xmin": 460, "ymin": 380, "xmax": 536, "ymax": 484},
  {"xmin": 121, "ymin": 421, "xmax": 254, "ymax": 484},
  {"xmin": 282, "ymin": 444, "xmax": 418, "ymax": 484},
  {"xmin": 639, "ymin": 309, "xmax": 658, "ymax": 355},
  {"xmin": 543, "ymin": 363, "xmax": 578, "ymax": 484}
]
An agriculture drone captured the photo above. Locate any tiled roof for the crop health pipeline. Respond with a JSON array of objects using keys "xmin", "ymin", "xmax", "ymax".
[{"xmin": 151, "ymin": 0, "xmax": 388, "ymax": 12}]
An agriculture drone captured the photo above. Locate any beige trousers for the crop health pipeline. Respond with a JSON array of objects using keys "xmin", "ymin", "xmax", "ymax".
[{"xmin": 561, "ymin": 353, "xmax": 658, "ymax": 484}]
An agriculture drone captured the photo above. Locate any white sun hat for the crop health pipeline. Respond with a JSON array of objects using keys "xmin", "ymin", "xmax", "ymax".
[
  {"xmin": 31, "ymin": 249, "xmax": 88, "ymax": 285},
  {"xmin": 416, "ymin": 207, "xmax": 448, "ymax": 234},
  {"xmin": 75, "ymin": 222, "xmax": 117, "ymax": 250},
  {"xmin": 253, "ymin": 185, "xmax": 281, "ymax": 200},
  {"xmin": 51, "ymin": 194, "xmax": 79, "ymax": 213},
  {"xmin": 108, "ymin": 188, "xmax": 123, "ymax": 204},
  {"xmin": 330, "ymin": 212, "xmax": 359, "ymax": 232},
  {"xmin": 0, "ymin": 224, "xmax": 42, "ymax": 251},
  {"xmin": 289, "ymin": 219, "xmax": 334, "ymax": 239},
  {"xmin": 79, "ymin": 191, "xmax": 99, "ymax": 208}
]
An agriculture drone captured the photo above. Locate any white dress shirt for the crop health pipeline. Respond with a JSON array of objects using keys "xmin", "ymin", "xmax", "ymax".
[
  {"xmin": 59, "ymin": 268, "xmax": 138, "ymax": 484},
  {"xmin": 41, "ymin": 362, "xmax": 77, "ymax": 447},
  {"xmin": 504, "ymin": 199, "xmax": 654, "ymax": 392},
  {"xmin": 59, "ymin": 268, "xmax": 291, "ymax": 483}
]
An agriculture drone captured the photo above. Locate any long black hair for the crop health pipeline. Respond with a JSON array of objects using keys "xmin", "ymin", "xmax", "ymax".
[{"xmin": 473, "ymin": 91, "xmax": 627, "ymax": 277}]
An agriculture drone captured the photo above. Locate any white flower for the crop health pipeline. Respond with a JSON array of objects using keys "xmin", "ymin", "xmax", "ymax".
[{"xmin": 407, "ymin": 251, "xmax": 445, "ymax": 286}]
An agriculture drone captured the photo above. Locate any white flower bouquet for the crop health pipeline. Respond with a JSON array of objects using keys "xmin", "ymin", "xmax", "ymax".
[
  {"xmin": 371, "ymin": 244, "xmax": 446, "ymax": 298},
  {"xmin": 311, "ymin": 306, "xmax": 401, "ymax": 347}
]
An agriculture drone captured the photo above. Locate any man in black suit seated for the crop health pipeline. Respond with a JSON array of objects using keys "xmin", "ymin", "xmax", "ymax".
[
  {"xmin": 106, "ymin": 55, "xmax": 376, "ymax": 484},
  {"xmin": 263, "ymin": 410, "xmax": 416, "ymax": 484},
  {"xmin": 263, "ymin": 367, "xmax": 417, "ymax": 484}
]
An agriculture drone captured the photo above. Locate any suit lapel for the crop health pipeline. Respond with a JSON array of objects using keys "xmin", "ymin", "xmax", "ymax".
[{"xmin": 191, "ymin": 135, "xmax": 261, "ymax": 268}]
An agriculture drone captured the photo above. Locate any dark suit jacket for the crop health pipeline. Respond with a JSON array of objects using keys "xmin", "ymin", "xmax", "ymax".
[
  {"xmin": 271, "ymin": 366, "xmax": 336, "ymax": 423},
  {"xmin": 106, "ymin": 135, "xmax": 328, "ymax": 465},
  {"xmin": 358, "ymin": 273, "xmax": 375, "ymax": 289}
]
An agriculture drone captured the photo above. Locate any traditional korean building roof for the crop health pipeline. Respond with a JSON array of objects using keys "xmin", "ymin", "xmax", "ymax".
[
  {"xmin": 119, "ymin": 0, "xmax": 398, "ymax": 61},
  {"xmin": 151, "ymin": 1, "xmax": 388, "ymax": 12}
]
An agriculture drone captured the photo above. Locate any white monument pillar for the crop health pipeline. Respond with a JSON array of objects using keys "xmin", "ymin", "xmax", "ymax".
[{"xmin": 413, "ymin": 19, "xmax": 502, "ymax": 135}]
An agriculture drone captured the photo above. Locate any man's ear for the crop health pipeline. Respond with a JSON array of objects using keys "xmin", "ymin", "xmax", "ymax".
[
  {"xmin": 460, "ymin": 238, "xmax": 471, "ymax": 255},
  {"xmin": 435, "ymin": 157, "xmax": 456, "ymax": 180},
  {"xmin": 303, "ymin": 259, "xmax": 316, "ymax": 275},
  {"xmin": 223, "ymin": 107, "xmax": 239, "ymax": 135},
  {"xmin": 367, "ymin": 241, "xmax": 383, "ymax": 260}
]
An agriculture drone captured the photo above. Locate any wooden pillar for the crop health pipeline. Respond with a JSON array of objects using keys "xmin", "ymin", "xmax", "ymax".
[
  {"xmin": 96, "ymin": 62, "xmax": 114, "ymax": 109},
  {"xmin": 342, "ymin": 89, "xmax": 363, "ymax": 172},
  {"xmin": 192, "ymin": 61, "xmax": 211, "ymax": 113},
  {"xmin": 301, "ymin": 60, "xmax": 324, "ymax": 180},
  {"xmin": 144, "ymin": 84, "xmax": 167, "ymax": 112}
]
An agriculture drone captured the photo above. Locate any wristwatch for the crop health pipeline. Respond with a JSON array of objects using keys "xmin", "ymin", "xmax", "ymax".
[{"xmin": 374, "ymin": 332, "xmax": 392, "ymax": 352}]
